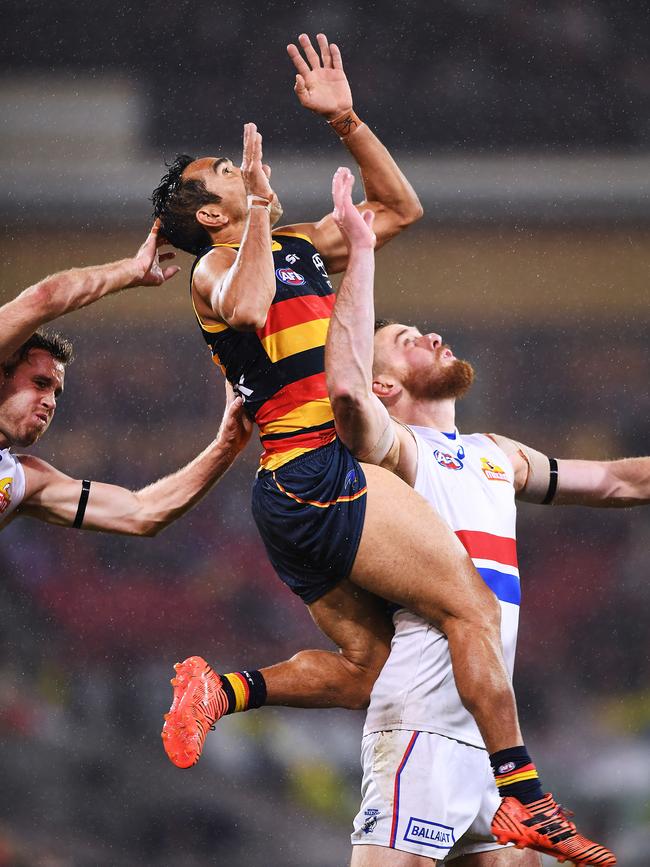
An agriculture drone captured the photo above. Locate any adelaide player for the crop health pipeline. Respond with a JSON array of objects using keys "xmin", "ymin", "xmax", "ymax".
[{"xmin": 149, "ymin": 36, "xmax": 613, "ymax": 863}]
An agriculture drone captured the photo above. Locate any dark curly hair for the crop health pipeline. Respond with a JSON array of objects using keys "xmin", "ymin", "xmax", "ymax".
[
  {"xmin": 151, "ymin": 154, "xmax": 222, "ymax": 255},
  {"xmin": 374, "ymin": 318, "xmax": 397, "ymax": 333},
  {"xmin": 3, "ymin": 329, "xmax": 73, "ymax": 376}
]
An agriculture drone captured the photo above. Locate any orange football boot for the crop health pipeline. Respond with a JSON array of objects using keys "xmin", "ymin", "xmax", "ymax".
[
  {"xmin": 161, "ymin": 656, "xmax": 228, "ymax": 769},
  {"xmin": 492, "ymin": 794, "xmax": 616, "ymax": 865}
]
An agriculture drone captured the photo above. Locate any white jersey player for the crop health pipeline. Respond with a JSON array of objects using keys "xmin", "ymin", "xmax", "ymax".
[
  {"xmin": 326, "ymin": 166, "xmax": 636, "ymax": 865},
  {"xmin": 0, "ymin": 447, "xmax": 26, "ymax": 523},
  {"xmin": 352, "ymin": 425, "xmax": 523, "ymax": 861}
]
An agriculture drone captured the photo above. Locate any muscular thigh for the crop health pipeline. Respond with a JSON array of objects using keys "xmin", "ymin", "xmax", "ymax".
[
  {"xmin": 450, "ymin": 849, "xmax": 542, "ymax": 866},
  {"xmin": 351, "ymin": 844, "xmax": 436, "ymax": 866},
  {"xmin": 350, "ymin": 463, "xmax": 497, "ymax": 626}
]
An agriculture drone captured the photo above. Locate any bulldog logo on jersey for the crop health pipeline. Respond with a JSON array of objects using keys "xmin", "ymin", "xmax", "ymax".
[
  {"xmin": 0, "ymin": 477, "xmax": 13, "ymax": 514},
  {"xmin": 276, "ymin": 267, "xmax": 306, "ymax": 286},
  {"xmin": 434, "ymin": 449, "xmax": 463, "ymax": 471},
  {"xmin": 481, "ymin": 457, "xmax": 508, "ymax": 482}
]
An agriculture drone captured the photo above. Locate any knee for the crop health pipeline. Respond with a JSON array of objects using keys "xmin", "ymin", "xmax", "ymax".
[
  {"xmin": 467, "ymin": 587, "xmax": 502, "ymax": 633},
  {"xmin": 338, "ymin": 646, "xmax": 390, "ymax": 710},
  {"xmin": 443, "ymin": 589, "xmax": 502, "ymax": 640}
]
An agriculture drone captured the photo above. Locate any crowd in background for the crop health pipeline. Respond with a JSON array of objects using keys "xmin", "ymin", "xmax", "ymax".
[
  {"xmin": 1, "ymin": 0, "xmax": 649, "ymax": 862},
  {"xmin": 1, "ymin": 0, "xmax": 649, "ymax": 153}
]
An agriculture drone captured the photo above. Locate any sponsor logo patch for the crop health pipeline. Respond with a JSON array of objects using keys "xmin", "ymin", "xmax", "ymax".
[
  {"xmin": 481, "ymin": 457, "xmax": 508, "ymax": 482},
  {"xmin": 275, "ymin": 267, "xmax": 305, "ymax": 286},
  {"xmin": 404, "ymin": 817, "xmax": 456, "ymax": 849},
  {"xmin": 312, "ymin": 252, "xmax": 333, "ymax": 287},
  {"xmin": 434, "ymin": 449, "xmax": 463, "ymax": 471},
  {"xmin": 344, "ymin": 469, "xmax": 357, "ymax": 490},
  {"xmin": 0, "ymin": 477, "xmax": 12, "ymax": 514},
  {"xmin": 498, "ymin": 761, "xmax": 517, "ymax": 774},
  {"xmin": 362, "ymin": 808, "xmax": 379, "ymax": 834}
]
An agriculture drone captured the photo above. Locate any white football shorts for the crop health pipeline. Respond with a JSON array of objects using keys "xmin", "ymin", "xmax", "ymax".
[{"xmin": 351, "ymin": 729, "xmax": 508, "ymax": 861}]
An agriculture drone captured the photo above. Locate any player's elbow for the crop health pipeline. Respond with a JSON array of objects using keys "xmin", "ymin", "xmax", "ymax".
[
  {"xmin": 222, "ymin": 304, "xmax": 268, "ymax": 331},
  {"xmin": 378, "ymin": 199, "xmax": 424, "ymax": 234},
  {"xmin": 124, "ymin": 514, "xmax": 169, "ymax": 538},
  {"xmin": 400, "ymin": 198, "xmax": 424, "ymax": 226},
  {"xmin": 329, "ymin": 386, "xmax": 368, "ymax": 421},
  {"xmin": 28, "ymin": 276, "xmax": 74, "ymax": 319}
]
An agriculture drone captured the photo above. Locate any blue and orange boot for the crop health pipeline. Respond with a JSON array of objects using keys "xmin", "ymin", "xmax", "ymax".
[{"xmin": 492, "ymin": 793, "xmax": 616, "ymax": 865}]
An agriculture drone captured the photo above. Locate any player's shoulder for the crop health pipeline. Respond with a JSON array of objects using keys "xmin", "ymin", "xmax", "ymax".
[
  {"xmin": 192, "ymin": 245, "xmax": 238, "ymax": 282},
  {"xmin": 272, "ymin": 223, "xmax": 318, "ymax": 249},
  {"xmin": 15, "ymin": 454, "xmax": 61, "ymax": 488}
]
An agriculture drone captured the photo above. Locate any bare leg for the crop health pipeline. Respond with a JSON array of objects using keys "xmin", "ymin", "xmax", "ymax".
[
  {"xmin": 451, "ymin": 848, "xmax": 543, "ymax": 866},
  {"xmin": 261, "ymin": 581, "xmax": 394, "ymax": 709},
  {"xmin": 347, "ymin": 463, "xmax": 522, "ymax": 754},
  {"xmin": 351, "ymin": 844, "xmax": 436, "ymax": 866},
  {"xmin": 255, "ymin": 463, "xmax": 520, "ymax": 752},
  {"xmin": 350, "ymin": 847, "xmax": 542, "ymax": 866}
]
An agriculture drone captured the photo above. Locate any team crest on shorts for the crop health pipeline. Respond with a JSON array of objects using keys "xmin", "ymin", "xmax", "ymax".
[
  {"xmin": 433, "ymin": 449, "xmax": 463, "ymax": 471},
  {"xmin": 481, "ymin": 457, "xmax": 508, "ymax": 482},
  {"xmin": 362, "ymin": 808, "xmax": 379, "ymax": 834},
  {"xmin": 276, "ymin": 267, "xmax": 306, "ymax": 286},
  {"xmin": 0, "ymin": 477, "xmax": 12, "ymax": 514}
]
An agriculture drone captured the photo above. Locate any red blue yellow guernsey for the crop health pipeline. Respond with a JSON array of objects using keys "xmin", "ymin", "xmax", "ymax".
[{"xmin": 191, "ymin": 231, "xmax": 337, "ymax": 471}]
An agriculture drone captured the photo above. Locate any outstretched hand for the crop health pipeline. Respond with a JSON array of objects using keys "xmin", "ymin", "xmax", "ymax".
[
  {"xmin": 332, "ymin": 167, "xmax": 376, "ymax": 250},
  {"xmin": 131, "ymin": 220, "xmax": 181, "ymax": 287},
  {"xmin": 287, "ymin": 33, "xmax": 353, "ymax": 120},
  {"xmin": 241, "ymin": 122, "xmax": 275, "ymax": 201}
]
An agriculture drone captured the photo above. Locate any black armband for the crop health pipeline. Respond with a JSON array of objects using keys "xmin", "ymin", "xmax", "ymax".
[
  {"xmin": 73, "ymin": 480, "xmax": 91, "ymax": 528},
  {"xmin": 542, "ymin": 458, "xmax": 558, "ymax": 505}
]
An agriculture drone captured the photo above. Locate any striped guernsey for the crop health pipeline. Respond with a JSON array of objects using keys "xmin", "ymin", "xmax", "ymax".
[{"xmin": 191, "ymin": 231, "xmax": 337, "ymax": 470}]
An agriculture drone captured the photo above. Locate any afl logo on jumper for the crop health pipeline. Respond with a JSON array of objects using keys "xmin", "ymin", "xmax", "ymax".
[
  {"xmin": 434, "ymin": 450, "xmax": 463, "ymax": 471},
  {"xmin": 276, "ymin": 267, "xmax": 305, "ymax": 286}
]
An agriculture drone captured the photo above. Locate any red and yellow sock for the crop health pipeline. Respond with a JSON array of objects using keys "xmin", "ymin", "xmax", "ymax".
[
  {"xmin": 490, "ymin": 745, "xmax": 544, "ymax": 804},
  {"xmin": 219, "ymin": 670, "xmax": 267, "ymax": 715}
]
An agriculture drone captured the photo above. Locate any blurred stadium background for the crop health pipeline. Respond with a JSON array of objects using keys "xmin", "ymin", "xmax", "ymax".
[{"xmin": 1, "ymin": 1, "xmax": 649, "ymax": 864}]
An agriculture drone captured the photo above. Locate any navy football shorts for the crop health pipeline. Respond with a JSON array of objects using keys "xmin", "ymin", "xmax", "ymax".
[{"xmin": 251, "ymin": 438, "xmax": 367, "ymax": 604}]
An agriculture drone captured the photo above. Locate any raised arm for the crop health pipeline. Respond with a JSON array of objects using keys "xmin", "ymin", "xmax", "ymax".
[
  {"xmin": 192, "ymin": 123, "xmax": 277, "ymax": 331},
  {"xmin": 325, "ymin": 167, "xmax": 416, "ymax": 484},
  {"xmin": 285, "ymin": 34, "xmax": 423, "ymax": 273},
  {"xmin": 490, "ymin": 433, "xmax": 650, "ymax": 507},
  {"xmin": 0, "ymin": 222, "xmax": 179, "ymax": 363},
  {"xmin": 15, "ymin": 387, "xmax": 252, "ymax": 535}
]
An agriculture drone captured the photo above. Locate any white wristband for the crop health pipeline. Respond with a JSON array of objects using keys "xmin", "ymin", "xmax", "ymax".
[{"xmin": 247, "ymin": 194, "xmax": 272, "ymax": 212}]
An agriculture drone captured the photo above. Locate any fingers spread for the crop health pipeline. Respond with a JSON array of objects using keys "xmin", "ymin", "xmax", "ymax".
[
  {"xmin": 294, "ymin": 73, "xmax": 307, "ymax": 95},
  {"xmin": 330, "ymin": 43, "xmax": 343, "ymax": 70},
  {"xmin": 317, "ymin": 33, "xmax": 332, "ymax": 68},
  {"xmin": 298, "ymin": 33, "xmax": 321, "ymax": 69},
  {"xmin": 287, "ymin": 43, "xmax": 310, "ymax": 77}
]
